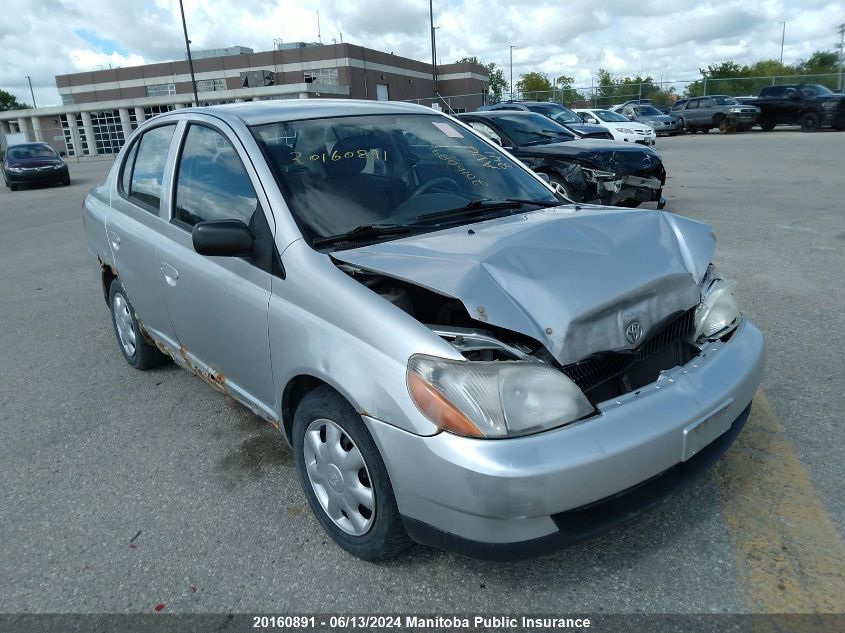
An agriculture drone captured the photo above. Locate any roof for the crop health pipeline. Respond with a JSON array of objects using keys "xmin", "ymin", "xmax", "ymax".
[
  {"xmin": 170, "ymin": 99, "xmax": 436, "ymax": 126},
  {"xmin": 457, "ymin": 110, "xmax": 541, "ymax": 118}
]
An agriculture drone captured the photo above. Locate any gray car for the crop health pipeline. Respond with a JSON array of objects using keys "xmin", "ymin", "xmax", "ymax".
[
  {"xmin": 672, "ymin": 95, "xmax": 760, "ymax": 133},
  {"xmin": 621, "ymin": 104, "xmax": 682, "ymax": 135},
  {"xmin": 83, "ymin": 100, "xmax": 764, "ymax": 561}
]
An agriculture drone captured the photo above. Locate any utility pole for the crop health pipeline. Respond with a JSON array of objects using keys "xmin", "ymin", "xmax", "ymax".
[
  {"xmin": 429, "ymin": 0, "xmax": 437, "ymax": 97},
  {"xmin": 779, "ymin": 21, "xmax": 787, "ymax": 65},
  {"xmin": 509, "ymin": 45, "xmax": 515, "ymax": 99},
  {"xmin": 178, "ymin": 0, "xmax": 199, "ymax": 106},
  {"xmin": 837, "ymin": 23, "xmax": 845, "ymax": 92},
  {"xmin": 24, "ymin": 75, "xmax": 36, "ymax": 108}
]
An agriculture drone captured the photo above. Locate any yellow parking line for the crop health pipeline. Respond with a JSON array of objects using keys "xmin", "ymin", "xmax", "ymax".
[{"xmin": 713, "ymin": 392, "xmax": 845, "ymax": 613}]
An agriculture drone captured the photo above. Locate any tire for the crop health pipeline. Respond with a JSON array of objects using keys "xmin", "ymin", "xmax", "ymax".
[
  {"xmin": 677, "ymin": 118, "xmax": 685, "ymax": 132},
  {"xmin": 108, "ymin": 279, "xmax": 170, "ymax": 370},
  {"xmin": 800, "ymin": 112, "xmax": 820, "ymax": 132},
  {"xmin": 62, "ymin": 178, "xmax": 71, "ymax": 186},
  {"xmin": 293, "ymin": 386, "xmax": 411, "ymax": 561},
  {"xmin": 701, "ymin": 127, "xmax": 710, "ymax": 134},
  {"xmin": 715, "ymin": 115, "xmax": 727, "ymax": 132},
  {"xmin": 759, "ymin": 122, "xmax": 776, "ymax": 131},
  {"xmin": 10, "ymin": 183, "xmax": 19, "ymax": 191},
  {"xmin": 547, "ymin": 175, "xmax": 577, "ymax": 202}
]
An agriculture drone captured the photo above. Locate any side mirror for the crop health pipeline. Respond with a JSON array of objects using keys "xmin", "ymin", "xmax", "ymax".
[
  {"xmin": 59, "ymin": 151, "xmax": 66, "ymax": 157},
  {"xmin": 489, "ymin": 136, "xmax": 502, "ymax": 146},
  {"xmin": 192, "ymin": 219, "xmax": 254, "ymax": 257},
  {"xmin": 585, "ymin": 116, "xmax": 597, "ymax": 123},
  {"xmin": 536, "ymin": 172, "xmax": 551, "ymax": 184},
  {"xmin": 626, "ymin": 114, "xmax": 635, "ymax": 120},
  {"xmin": 787, "ymin": 91, "xmax": 800, "ymax": 101}
]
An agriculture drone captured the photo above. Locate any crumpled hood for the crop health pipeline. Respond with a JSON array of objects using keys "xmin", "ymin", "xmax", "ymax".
[
  {"xmin": 515, "ymin": 139, "xmax": 663, "ymax": 175},
  {"xmin": 334, "ymin": 207, "xmax": 715, "ymax": 366}
]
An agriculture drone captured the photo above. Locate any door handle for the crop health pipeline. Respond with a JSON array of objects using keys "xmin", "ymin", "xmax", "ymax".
[
  {"xmin": 160, "ymin": 261, "xmax": 179, "ymax": 286},
  {"xmin": 108, "ymin": 230, "xmax": 120, "ymax": 250}
]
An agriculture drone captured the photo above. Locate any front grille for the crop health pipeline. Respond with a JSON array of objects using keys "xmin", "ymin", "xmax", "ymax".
[{"xmin": 562, "ymin": 308, "xmax": 697, "ymax": 404}]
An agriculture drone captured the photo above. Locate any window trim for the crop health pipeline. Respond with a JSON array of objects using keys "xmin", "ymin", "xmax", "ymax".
[
  {"xmin": 169, "ymin": 121, "xmax": 260, "ymax": 232},
  {"xmin": 119, "ymin": 122, "xmax": 178, "ymax": 215}
]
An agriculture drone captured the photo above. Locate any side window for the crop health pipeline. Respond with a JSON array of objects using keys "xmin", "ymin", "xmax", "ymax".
[
  {"xmin": 699, "ymin": 98, "xmax": 713, "ymax": 108},
  {"xmin": 687, "ymin": 99, "xmax": 699, "ymax": 109},
  {"xmin": 174, "ymin": 124, "xmax": 258, "ymax": 228},
  {"xmin": 128, "ymin": 125, "xmax": 176, "ymax": 213},
  {"xmin": 468, "ymin": 121, "xmax": 503, "ymax": 145},
  {"xmin": 120, "ymin": 141, "xmax": 139, "ymax": 195}
]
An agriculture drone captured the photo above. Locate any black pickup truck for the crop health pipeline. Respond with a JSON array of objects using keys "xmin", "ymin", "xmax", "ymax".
[{"xmin": 736, "ymin": 84, "xmax": 845, "ymax": 132}]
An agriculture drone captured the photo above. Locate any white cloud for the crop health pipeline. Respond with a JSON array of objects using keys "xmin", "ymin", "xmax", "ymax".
[{"xmin": 0, "ymin": 0, "xmax": 840, "ymax": 107}]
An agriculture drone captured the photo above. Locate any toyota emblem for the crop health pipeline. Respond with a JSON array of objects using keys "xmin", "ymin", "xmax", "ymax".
[{"xmin": 625, "ymin": 321, "xmax": 643, "ymax": 345}]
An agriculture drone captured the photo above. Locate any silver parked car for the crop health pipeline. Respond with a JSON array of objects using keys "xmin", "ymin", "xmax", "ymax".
[
  {"xmin": 84, "ymin": 100, "xmax": 765, "ymax": 561},
  {"xmin": 672, "ymin": 95, "xmax": 760, "ymax": 133},
  {"xmin": 621, "ymin": 104, "xmax": 682, "ymax": 135}
]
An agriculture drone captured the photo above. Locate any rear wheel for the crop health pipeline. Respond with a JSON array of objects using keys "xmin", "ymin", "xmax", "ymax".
[
  {"xmin": 108, "ymin": 279, "xmax": 170, "ymax": 370},
  {"xmin": 293, "ymin": 386, "xmax": 411, "ymax": 561},
  {"xmin": 759, "ymin": 121, "xmax": 776, "ymax": 131},
  {"xmin": 800, "ymin": 112, "xmax": 820, "ymax": 132}
]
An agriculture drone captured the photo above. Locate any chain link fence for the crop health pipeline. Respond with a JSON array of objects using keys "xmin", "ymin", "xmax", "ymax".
[{"xmin": 409, "ymin": 72, "xmax": 843, "ymax": 111}]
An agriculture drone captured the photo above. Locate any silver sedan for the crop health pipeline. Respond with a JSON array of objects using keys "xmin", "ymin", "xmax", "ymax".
[{"xmin": 84, "ymin": 99, "xmax": 764, "ymax": 560}]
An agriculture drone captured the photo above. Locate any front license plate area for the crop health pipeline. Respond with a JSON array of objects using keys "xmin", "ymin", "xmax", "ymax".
[{"xmin": 682, "ymin": 399, "xmax": 734, "ymax": 461}]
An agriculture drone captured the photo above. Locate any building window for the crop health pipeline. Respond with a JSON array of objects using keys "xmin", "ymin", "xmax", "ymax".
[
  {"xmin": 304, "ymin": 68, "xmax": 339, "ymax": 86},
  {"xmin": 143, "ymin": 105, "xmax": 174, "ymax": 118},
  {"xmin": 129, "ymin": 109, "xmax": 139, "ymax": 130},
  {"xmin": 196, "ymin": 78, "xmax": 226, "ymax": 93},
  {"xmin": 60, "ymin": 114, "xmax": 76, "ymax": 156},
  {"xmin": 89, "ymin": 110, "xmax": 126, "ymax": 155},
  {"xmin": 240, "ymin": 70, "xmax": 275, "ymax": 87},
  {"xmin": 61, "ymin": 94, "xmax": 75, "ymax": 105},
  {"xmin": 146, "ymin": 83, "xmax": 176, "ymax": 97}
]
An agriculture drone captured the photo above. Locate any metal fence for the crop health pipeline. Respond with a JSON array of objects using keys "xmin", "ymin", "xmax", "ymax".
[{"xmin": 450, "ymin": 72, "xmax": 844, "ymax": 109}]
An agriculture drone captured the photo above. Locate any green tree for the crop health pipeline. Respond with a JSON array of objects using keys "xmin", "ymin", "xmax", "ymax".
[
  {"xmin": 454, "ymin": 56, "xmax": 480, "ymax": 65},
  {"xmin": 516, "ymin": 71, "xmax": 553, "ymax": 100},
  {"xmin": 486, "ymin": 63, "xmax": 508, "ymax": 101},
  {"xmin": 0, "ymin": 88, "xmax": 30, "ymax": 111}
]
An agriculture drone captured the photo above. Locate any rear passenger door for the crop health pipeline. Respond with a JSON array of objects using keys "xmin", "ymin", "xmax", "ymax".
[
  {"xmin": 154, "ymin": 120, "xmax": 277, "ymax": 417},
  {"xmin": 107, "ymin": 123, "xmax": 180, "ymax": 345}
]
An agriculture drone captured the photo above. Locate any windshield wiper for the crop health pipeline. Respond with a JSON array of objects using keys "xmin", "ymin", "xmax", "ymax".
[
  {"xmin": 415, "ymin": 198, "xmax": 559, "ymax": 223},
  {"xmin": 312, "ymin": 223, "xmax": 414, "ymax": 247}
]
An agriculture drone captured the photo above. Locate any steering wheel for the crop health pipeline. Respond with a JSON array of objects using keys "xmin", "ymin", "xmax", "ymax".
[{"xmin": 409, "ymin": 177, "xmax": 459, "ymax": 199}]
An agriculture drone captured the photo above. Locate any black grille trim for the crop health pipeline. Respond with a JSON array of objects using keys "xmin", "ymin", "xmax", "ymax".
[{"xmin": 562, "ymin": 308, "xmax": 696, "ymax": 397}]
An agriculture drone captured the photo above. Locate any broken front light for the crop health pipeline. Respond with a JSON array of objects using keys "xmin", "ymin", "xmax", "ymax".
[
  {"xmin": 693, "ymin": 268, "xmax": 741, "ymax": 342},
  {"xmin": 407, "ymin": 355, "xmax": 593, "ymax": 438}
]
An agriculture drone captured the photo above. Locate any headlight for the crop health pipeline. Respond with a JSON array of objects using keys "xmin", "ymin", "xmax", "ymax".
[
  {"xmin": 7, "ymin": 166, "xmax": 24, "ymax": 173},
  {"xmin": 407, "ymin": 355, "xmax": 593, "ymax": 438},
  {"xmin": 728, "ymin": 107, "xmax": 742, "ymax": 113},
  {"xmin": 693, "ymin": 267, "xmax": 741, "ymax": 342},
  {"xmin": 615, "ymin": 127, "xmax": 635, "ymax": 134},
  {"xmin": 821, "ymin": 101, "xmax": 837, "ymax": 109},
  {"xmin": 581, "ymin": 166, "xmax": 616, "ymax": 181}
]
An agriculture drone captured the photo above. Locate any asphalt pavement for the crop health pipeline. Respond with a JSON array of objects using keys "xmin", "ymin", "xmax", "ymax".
[{"xmin": 0, "ymin": 129, "xmax": 843, "ymax": 616}]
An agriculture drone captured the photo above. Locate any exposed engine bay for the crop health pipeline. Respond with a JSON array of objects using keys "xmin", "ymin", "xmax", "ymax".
[{"xmin": 338, "ymin": 264, "xmax": 712, "ymax": 406}]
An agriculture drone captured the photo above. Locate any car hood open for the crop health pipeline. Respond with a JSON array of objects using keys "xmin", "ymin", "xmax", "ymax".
[{"xmin": 333, "ymin": 207, "xmax": 715, "ymax": 366}]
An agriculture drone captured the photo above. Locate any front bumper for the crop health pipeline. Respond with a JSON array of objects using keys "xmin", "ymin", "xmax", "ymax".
[
  {"xmin": 366, "ymin": 319, "xmax": 765, "ymax": 559},
  {"xmin": 5, "ymin": 165, "xmax": 68, "ymax": 184}
]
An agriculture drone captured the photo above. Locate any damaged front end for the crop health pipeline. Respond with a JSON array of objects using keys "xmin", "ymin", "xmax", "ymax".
[
  {"xmin": 332, "ymin": 208, "xmax": 728, "ymax": 436},
  {"xmin": 522, "ymin": 141, "xmax": 666, "ymax": 208}
]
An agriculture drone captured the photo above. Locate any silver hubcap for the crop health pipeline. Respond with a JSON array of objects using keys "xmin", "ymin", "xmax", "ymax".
[
  {"xmin": 112, "ymin": 293, "xmax": 137, "ymax": 357},
  {"xmin": 304, "ymin": 418, "xmax": 375, "ymax": 536}
]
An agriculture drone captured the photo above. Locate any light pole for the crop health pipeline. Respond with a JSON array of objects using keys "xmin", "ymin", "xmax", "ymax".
[
  {"xmin": 429, "ymin": 0, "xmax": 437, "ymax": 97},
  {"xmin": 779, "ymin": 21, "xmax": 787, "ymax": 65},
  {"xmin": 509, "ymin": 45, "xmax": 515, "ymax": 99},
  {"xmin": 178, "ymin": 0, "xmax": 199, "ymax": 106},
  {"xmin": 24, "ymin": 75, "xmax": 36, "ymax": 108},
  {"xmin": 837, "ymin": 23, "xmax": 845, "ymax": 92}
]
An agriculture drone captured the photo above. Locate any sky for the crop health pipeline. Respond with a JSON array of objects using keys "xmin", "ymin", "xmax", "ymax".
[{"xmin": 1, "ymin": 0, "xmax": 842, "ymax": 108}]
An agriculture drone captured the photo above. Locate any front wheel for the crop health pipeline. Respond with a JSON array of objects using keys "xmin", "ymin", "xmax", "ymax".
[
  {"xmin": 800, "ymin": 112, "xmax": 820, "ymax": 132},
  {"xmin": 759, "ymin": 122, "xmax": 776, "ymax": 131},
  {"xmin": 293, "ymin": 386, "xmax": 411, "ymax": 561}
]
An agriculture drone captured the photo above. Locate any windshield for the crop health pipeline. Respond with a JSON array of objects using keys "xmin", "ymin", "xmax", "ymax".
[
  {"xmin": 526, "ymin": 102, "xmax": 581, "ymax": 124},
  {"xmin": 7, "ymin": 145, "xmax": 59, "ymax": 160},
  {"xmin": 800, "ymin": 84, "xmax": 833, "ymax": 97},
  {"xmin": 487, "ymin": 113, "xmax": 576, "ymax": 145},
  {"xmin": 634, "ymin": 106, "xmax": 662, "ymax": 116},
  {"xmin": 253, "ymin": 114, "xmax": 559, "ymax": 248},
  {"xmin": 591, "ymin": 109, "xmax": 629, "ymax": 123}
]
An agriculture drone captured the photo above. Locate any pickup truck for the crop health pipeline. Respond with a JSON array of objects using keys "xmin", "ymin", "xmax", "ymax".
[{"xmin": 736, "ymin": 84, "xmax": 845, "ymax": 132}]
